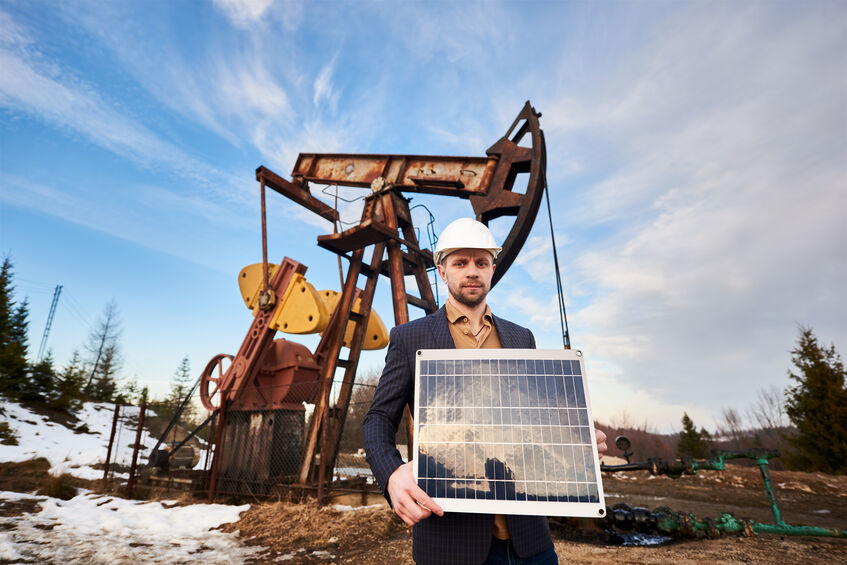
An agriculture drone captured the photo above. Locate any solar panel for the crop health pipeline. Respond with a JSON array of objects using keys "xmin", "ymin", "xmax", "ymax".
[{"xmin": 413, "ymin": 348, "xmax": 605, "ymax": 518}]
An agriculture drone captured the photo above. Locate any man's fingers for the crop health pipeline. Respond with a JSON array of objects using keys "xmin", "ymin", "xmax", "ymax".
[
  {"xmin": 394, "ymin": 488, "xmax": 443, "ymax": 525},
  {"xmin": 397, "ymin": 494, "xmax": 432, "ymax": 525},
  {"xmin": 412, "ymin": 489, "xmax": 443, "ymax": 516},
  {"xmin": 594, "ymin": 428, "xmax": 608, "ymax": 458},
  {"xmin": 388, "ymin": 461, "xmax": 444, "ymax": 524}
]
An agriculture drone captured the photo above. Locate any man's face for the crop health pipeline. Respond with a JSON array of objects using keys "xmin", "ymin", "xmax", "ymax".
[{"xmin": 437, "ymin": 248, "xmax": 496, "ymax": 308}]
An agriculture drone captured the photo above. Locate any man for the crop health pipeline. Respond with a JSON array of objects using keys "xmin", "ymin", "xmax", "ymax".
[{"xmin": 364, "ymin": 218, "xmax": 607, "ymax": 565}]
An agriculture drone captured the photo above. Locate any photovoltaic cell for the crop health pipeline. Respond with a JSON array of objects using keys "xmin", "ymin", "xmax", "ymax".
[{"xmin": 413, "ymin": 349, "xmax": 605, "ymax": 518}]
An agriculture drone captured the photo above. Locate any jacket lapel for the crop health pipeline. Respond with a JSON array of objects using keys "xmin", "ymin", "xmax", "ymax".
[
  {"xmin": 492, "ymin": 314, "xmax": 518, "ymax": 348},
  {"xmin": 428, "ymin": 306, "xmax": 454, "ymax": 349}
]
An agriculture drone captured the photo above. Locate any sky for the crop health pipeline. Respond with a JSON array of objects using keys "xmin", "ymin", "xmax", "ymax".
[{"xmin": 1, "ymin": 0, "xmax": 845, "ymax": 433}]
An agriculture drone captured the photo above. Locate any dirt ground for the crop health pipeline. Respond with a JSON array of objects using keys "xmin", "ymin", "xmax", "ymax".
[
  {"xmin": 224, "ymin": 464, "xmax": 847, "ymax": 564},
  {"xmin": 1, "ymin": 459, "xmax": 844, "ymax": 563}
]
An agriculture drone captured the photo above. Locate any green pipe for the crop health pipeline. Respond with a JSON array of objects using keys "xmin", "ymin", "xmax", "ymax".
[
  {"xmin": 753, "ymin": 523, "xmax": 846, "ymax": 538},
  {"xmin": 647, "ymin": 508, "xmax": 846, "ymax": 538},
  {"xmin": 755, "ymin": 456, "xmax": 784, "ymax": 526},
  {"xmin": 604, "ymin": 447, "xmax": 846, "ymax": 539}
]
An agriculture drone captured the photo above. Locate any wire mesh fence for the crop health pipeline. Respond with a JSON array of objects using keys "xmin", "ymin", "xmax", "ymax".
[
  {"xmin": 135, "ymin": 373, "xmax": 387, "ymax": 501},
  {"xmin": 145, "ymin": 398, "xmax": 213, "ymax": 472},
  {"xmin": 102, "ymin": 404, "xmax": 155, "ymax": 483}
]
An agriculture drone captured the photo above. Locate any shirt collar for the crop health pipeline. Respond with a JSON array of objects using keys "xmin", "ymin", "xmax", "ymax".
[{"xmin": 445, "ymin": 301, "xmax": 493, "ymax": 325}]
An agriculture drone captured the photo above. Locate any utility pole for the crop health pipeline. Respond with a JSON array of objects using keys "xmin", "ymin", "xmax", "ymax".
[{"xmin": 37, "ymin": 284, "xmax": 62, "ymax": 362}]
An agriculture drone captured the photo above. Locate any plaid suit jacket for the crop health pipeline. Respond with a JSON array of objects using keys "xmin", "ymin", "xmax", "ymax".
[{"xmin": 363, "ymin": 306, "xmax": 554, "ymax": 565}]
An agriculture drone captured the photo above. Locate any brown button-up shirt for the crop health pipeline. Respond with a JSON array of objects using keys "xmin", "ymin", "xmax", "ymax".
[
  {"xmin": 444, "ymin": 301, "xmax": 509, "ymax": 539},
  {"xmin": 445, "ymin": 301, "xmax": 501, "ymax": 349}
]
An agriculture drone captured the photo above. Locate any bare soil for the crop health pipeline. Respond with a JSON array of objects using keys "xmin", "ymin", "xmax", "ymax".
[{"xmin": 225, "ymin": 464, "xmax": 847, "ymax": 564}]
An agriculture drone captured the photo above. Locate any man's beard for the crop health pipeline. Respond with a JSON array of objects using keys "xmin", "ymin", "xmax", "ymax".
[{"xmin": 448, "ymin": 279, "xmax": 489, "ymax": 308}]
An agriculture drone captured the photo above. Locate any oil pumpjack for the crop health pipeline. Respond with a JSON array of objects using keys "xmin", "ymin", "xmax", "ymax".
[{"xmin": 150, "ymin": 101, "xmax": 550, "ymax": 502}]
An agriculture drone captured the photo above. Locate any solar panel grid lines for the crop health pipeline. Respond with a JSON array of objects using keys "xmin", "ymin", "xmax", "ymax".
[{"xmin": 413, "ymin": 349, "xmax": 606, "ymax": 518}]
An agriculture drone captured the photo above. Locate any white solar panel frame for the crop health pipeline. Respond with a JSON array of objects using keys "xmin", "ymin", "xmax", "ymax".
[{"xmin": 413, "ymin": 348, "xmax": 605, "ymax": 518}]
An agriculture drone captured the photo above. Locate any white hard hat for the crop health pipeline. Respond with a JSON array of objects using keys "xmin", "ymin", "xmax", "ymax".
[{"xmin": 433, "ymin": 218, "xmax": 502, "ymax": 265}]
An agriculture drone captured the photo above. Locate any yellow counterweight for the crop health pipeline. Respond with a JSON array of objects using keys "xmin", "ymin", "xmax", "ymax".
[
  {"xmin": 316, "ymin": 290, "xmax": 389, "ymax": 350},
  {"xmin": 237, "ymin": 263, "xmax": 388, "ymax": 349}
]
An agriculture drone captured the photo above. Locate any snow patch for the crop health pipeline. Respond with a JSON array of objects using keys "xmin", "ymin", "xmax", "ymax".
[
  {"xmin": 0, "ymin": 490, "xmax": 262, "ymax": 564},
  {"xmin": 0, "ymin": 400, "xmax": 158, "ymax": 480}
]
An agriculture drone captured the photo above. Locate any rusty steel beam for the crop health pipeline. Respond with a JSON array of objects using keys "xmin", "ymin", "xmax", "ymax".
[
  {"xmin": 285, "ymin": 101, "xmax": 546, "ymax": 289},
  {"xmin": 300, "ymin": 248, "xmax": 365, "ymax": 486},
  {"xmin": 320, "ymin": 242, "xmax": 387, "ymax": 499},
  {"xmin": 399, "ymin": 218, "xmax": 438, "ymax": 315},
  {"xmin": 260, "ymin": 102, "xmax": 546, "ymax": 291},
  {"xmin": 382, "ymin": 193, "xmax": 410, "ymax": 326},
  {"xmin": 256, "ymin": 166, "xmax": 339, "ymax": 223},
  {"xmin": 292, "ymin": 153, "xmax": 498, "ymax": 197}
]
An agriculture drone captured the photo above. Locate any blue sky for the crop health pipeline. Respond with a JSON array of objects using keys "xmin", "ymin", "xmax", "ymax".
[{"xmin": 1, "ymin": 0, "xmax": 845, "ymax": 433}]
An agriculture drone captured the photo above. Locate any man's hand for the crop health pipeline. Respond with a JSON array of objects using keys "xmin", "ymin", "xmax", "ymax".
[
  {"xmin": 387, "ymin": 461, "xmax": 444, "ymax": 526},
  {"xmin": 595, "ymin": 428, "xmax": 608, "ymax": 459}
]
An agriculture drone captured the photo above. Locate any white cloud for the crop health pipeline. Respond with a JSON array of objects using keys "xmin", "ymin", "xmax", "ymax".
[
  {"xmin": 0, "ymin": 31, "xmax": 239, "ymax": 196},
  {"xmin": 541, "ymin": 4, "xmax": 847, "ymax": 416},
  {"xmin": 50, "ymin": 2, "xmax": 376, "ymax": 181},
  {"xmin": 514, "ymin": 234, "xmax": 572, "ymax": 285},
  {"xmin": 213, "ymin": 0, "xmax": 304, "ymax": 31},
  {"xmin": 0, "ymin": 8, "xmax": 31, "ymax": 47},
  {"xmin": 501, "ymin": 291, "xmax": 559, "ymax": 328},
  {"xmin": 313, "ymin": 56, "xmax": 339, "ymax": 112},
  {"xmin": 220, "ymin": 62, "xmax": 293, "ymax": 119},
  {"xmin": 398, "ymin": 2, "xmax": 512, "ymax": 65},
  {"xmin": 213, "ymin": 0, "xmax": 274, "ymax": 29}
]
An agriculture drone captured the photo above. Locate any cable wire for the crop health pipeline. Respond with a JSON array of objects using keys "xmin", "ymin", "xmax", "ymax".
[{"xmin": 544, "ymin": 182, "xmax": 571, "ymax": 349}]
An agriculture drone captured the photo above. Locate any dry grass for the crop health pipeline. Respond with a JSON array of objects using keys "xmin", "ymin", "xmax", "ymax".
[
  {"xmin": 0, "ymin": 458, "xmax": 52, "ymax": 492},
  {"xmin": 37, "ymin": 473, "xmax": 78, "ymax": 500},
  {"xmin": 220, "ymin": 500, "xmax": 409, "ymax": 559},
  {"xmin": 0, "ymin": 458, "xmax": 97, "ymax": 499},
  {"xmin": 0, "ymin": 421, "xmax": 18, "ymax": 445}
]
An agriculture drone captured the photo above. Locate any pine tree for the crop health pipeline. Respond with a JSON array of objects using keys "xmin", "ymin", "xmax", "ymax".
[
  {"xmin": 117, "ymin": 376, "xmax": 149, "ymax": 406},
  {"xmin": 784, "ymin": 326, "xmax": 847, "ymax": 473},
  {"xmin": 22, "ymin": 351, "xmax": 56, "ymax": 402},
  {"xmin": 53, "ymin": 350, "xmax": 86, "ymax": 410},
  {"xmin": 168, "ymin": 355, "xmax": 194, "ymax": 421},
  {"xmin": 677, "ymin": 412, "xmax": 712, "ymax": 458},
  {"xmin": 0, "ymin": 257, "xmax": 30, "ymax": 397},
  {"xmin": 89, "ymin": 342, "xmax": 119, "ymax": 401}
]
